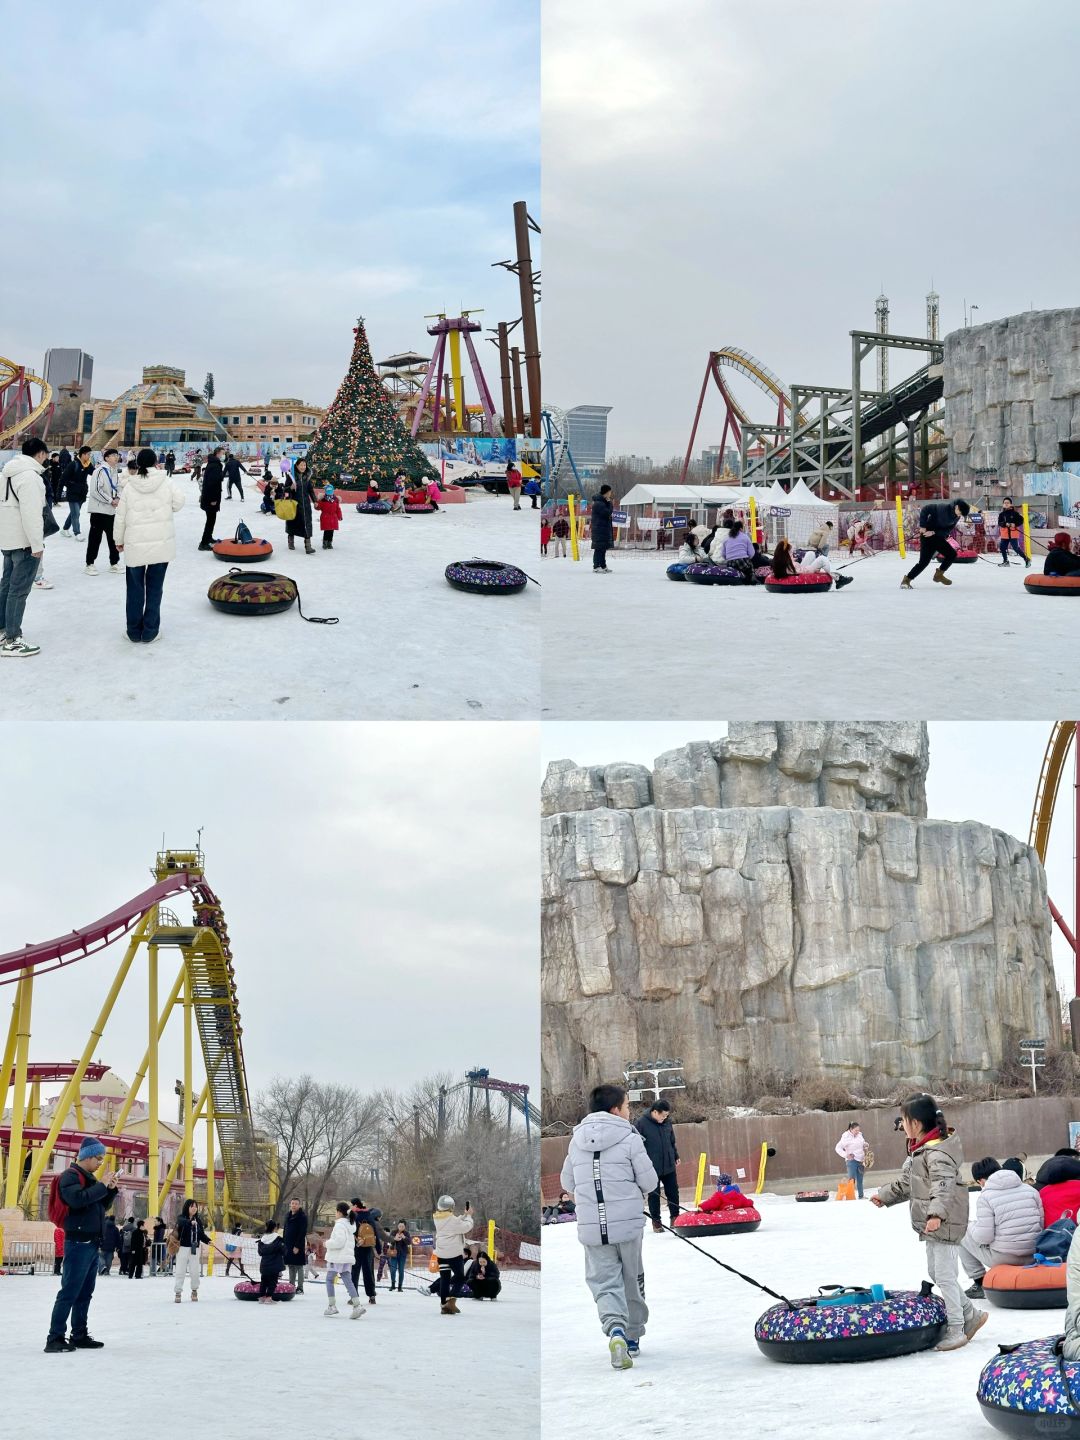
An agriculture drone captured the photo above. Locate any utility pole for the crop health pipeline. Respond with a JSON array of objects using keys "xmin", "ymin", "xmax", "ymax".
[{"xmin": 512, "ymin": 202, "xmax": 541, "ymax": 436}]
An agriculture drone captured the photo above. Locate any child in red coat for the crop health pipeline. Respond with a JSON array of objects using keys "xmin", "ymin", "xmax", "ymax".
[
  {"xmin": 698, "ymin": 1173, "xmax": 749, "ymax": 1213},
  {"xmin": 541, "ymin": 521, "xmax": 553, "ymax": 555},
  {"xmin": 317, "ymin": 483, "xmax": 343, "ymax": 549},
  {"xmin": 53, "ymin": 1225, "xmax": 65, "ymax": 1275},
  {"xmin": 365, "ymin": 480, "xmax": 381, "ymax": 505}
]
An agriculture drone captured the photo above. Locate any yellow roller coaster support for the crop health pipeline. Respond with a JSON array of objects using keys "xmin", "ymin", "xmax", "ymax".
[
  {"xmin": 1022, "ymin": 503, "xmax": 1032, "ymax": 561},
  {"xmin": 159, "ymin": 1080, "xmax": 210, "ymax": 1196},
  {"xmin": 448, "ymin": 329, "xmax": 464, "ymax": 432},
  {"xmin": 694, "ymin": 1152, "xmax": 707, "ymax": 1208},
  {"xmin": 1030, "ymin": 723, "xmax": 1075, "ymax": 863},
  {"xmin": 749, "ymin": 494, "xmax": 758, "ymax": 547},
  {"xmin": 755, "ymin": 1141, "xmax": 769, "ymax": 1194},
  {"xmin": 895, "ymin": 496, "xmax": 906, "ymax": 560},
  {"xmin": 567, "ymin": 494, "xmax": 580, "ymax": 562},
  {"xmin": 4, "ymin": 971, "xmax": 33, "ymax": 1208},
  {"xmin": 488, "ymin": 1218, "xmax": 496, "ymax": 1262}
]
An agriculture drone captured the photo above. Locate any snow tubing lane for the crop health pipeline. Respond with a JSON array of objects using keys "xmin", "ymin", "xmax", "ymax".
[
  {"xmin": 755, "ymin": 1290, "xmax": 947, "ymax": 1364},
  {"xmin": 445, "ymin": 560, "xmax": 528, "ymax": 596},
  {"xmin": 211, "ymin": 539, "xmax": 273, "ymax": 562},
  {"xmin": 795, "ymin": 1191, "xmax": 830, "ymax": 1202},
  {"xmin": 765, "ymin": 574, "xmax": 833, "ymax": 593},
  {"xmin": 234, "ymin": 1280, "xmax": 296, "ymax": 1302},
  {"xmin": 667, "ymin": 563, "xmax": 690, "ymax": 581},
  {"xmin": 673, "ymin": 1206, "xmax": 761, "ymax": 1235},
  {"xmin": 355, "ymin": 501, "xmax": 390, "ymax": 514},
  {"xmin": 978, "ymin": 1338, "xmax": 1080, "ymax": 1436},
  {"xmin": 1025, "ymin": 574, "xmax": 1080, "ymax": 595},
  {"xmin": 984, "ymin": 1264, "xmax": 1067, "ymax": 1309},
  {"xmin": 684, "ymin": 563, "xmax": 743, "ymax": 586},
  {"xmin": 208, "ymin": 570, "xmax": 298, "ymax": 617}
]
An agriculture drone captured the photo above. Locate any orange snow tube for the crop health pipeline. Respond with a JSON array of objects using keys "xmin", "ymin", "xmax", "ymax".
[
  {"xmin": 1025, "ymin": 574, "xmax": 1080, "ymax": 596},
  {"xmin": 212, "ymin": 525, "xmax": 273, "ymax": 563},
  {"xmin": 983, "ymin": 1262, "xmax": 1067, "ymax": 1309}
]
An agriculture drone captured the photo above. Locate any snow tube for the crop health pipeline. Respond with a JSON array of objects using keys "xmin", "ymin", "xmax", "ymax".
[
  {"xmin": 233, "ymin": 1280, "xmax": 296, "ymax": 1302},
  {"xmin": 953, "ymin": 550, "xmax": 980, "ymax": 564},
  {"xmin": 755, "ymin": 1289, "xmax": 947, "ymax": 1364},
  {"xmin": 208, "ymin": 570, "xmax": 297, "ymax": 617},
  {"xmin": 977, "ymin": 1338, "xmax": 1080, "ymax": 1436},
  {"xmin": 355, "ymin": 501, "xmax": 390, "ymax": 514},
  {"xmin": 211, "ymin": 538, "xmax": 273, "ymax": 563},
  {"xmin": 404, "ymin": 503, "xmax": 436, "ymax": 513},
  {"xmin": 667, "ymin": 563, "xmax": 690, "ymax": 581},
  {"xmin": 673, "ymin": 1205, "xmax": 761, "ymax": 1236},
  {"xmin": 684, "ymin": 563, "xmax": 743, "ymax": 586},
  {"xmin": 444, "ymin": 560, "xmax": 528, "ymax": 596},
  {"xmin": 984, "ymin": 1263, "xmax": 1067, "ymax": 1309},
  {"xmin": 765, "ymin": 573, "xmax": 833, "ymax": 593},
  {"xmin": 1025, "ymin": 574, "xmax": 1080, "ymax": 596},
  {"xmin": 795, "ymin": 1191, "xmax": 830, "ymax": 1203}
]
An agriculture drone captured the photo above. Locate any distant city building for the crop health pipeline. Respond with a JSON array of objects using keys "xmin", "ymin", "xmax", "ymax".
[
  {"xmin": 211, "ymin": 398, "xmax": 326, "ymax": 446},
  {"xmin": 83, "ymin": 366, "xmax": 230, "ymax": 451},
  {"xmin": 691, "ymin": 444, "xmax": 741, "ymax": 480},
  {"xmin": 565, "ymin": 404, "xmax": 612, "ymax": 476},
  {"xmin": 611, "ymin": 454, "xmax": 654, "ymax": 474},
  {"xmin": 43, "ymin": 347, "xmax": 93, "ymax": 399}
]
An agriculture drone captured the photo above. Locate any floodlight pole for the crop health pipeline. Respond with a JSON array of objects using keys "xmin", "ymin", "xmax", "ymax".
[{"xmin": 513, "ymin": 202, "xmax": 541, "ymax": 436}]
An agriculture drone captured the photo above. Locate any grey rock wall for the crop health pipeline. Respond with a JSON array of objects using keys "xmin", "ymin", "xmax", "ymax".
[
  {"xmin": 944, "ymin": 308, "xmax": 1080, "ymax": 487},
  {"xmin": 542, "ymin": 729, "xmax": 1060, "ymax": 1107}
]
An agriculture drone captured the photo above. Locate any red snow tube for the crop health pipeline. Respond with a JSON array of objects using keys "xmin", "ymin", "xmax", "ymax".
[
  {"xmin": 765, "ymin": 573, "xmax": 833, "ymax": 593},
  {"xmin": 983, "ymin": 1263, "xmax": 1067, "ymax": 1309},
  {"xmin": 234, "ymin": 1280, "xmax": 296, "ymax": 1302},
  {"xmin": 795, "ymin": 1191, "xmax": 830, "ymax": 1203},
  {"xmin": 673, "ymin": 1205, "xmax": 761, "ymax": 1236},
  {"xmin": 1025, "ymin": 574, "xmax": 1080, "ymax": 596},
  {"xmin": 953, "ymin": 550, "xmax": 980, "ymax": 564},
  {"xmin": 212, "ymin": 538, "xmax": 273, "ymax": 562}
]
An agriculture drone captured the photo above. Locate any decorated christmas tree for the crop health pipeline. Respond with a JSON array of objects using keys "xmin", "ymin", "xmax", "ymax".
[{"xmin": 305, "ymin": 317, "xmax": 437, "ymax": 486}]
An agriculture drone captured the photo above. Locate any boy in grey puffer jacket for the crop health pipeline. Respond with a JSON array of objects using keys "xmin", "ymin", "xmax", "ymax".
[
  {"xmin": 560, "ymin": 1083, "xmax": 659, "ymax": 1370},
  {"xmin": 960, "ymin": 1157, "xmax": 1044, "ymax": 1294}
]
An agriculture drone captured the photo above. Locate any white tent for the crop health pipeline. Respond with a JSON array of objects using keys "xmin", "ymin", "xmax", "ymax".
[
  {"xmin": 759, "ymin": 478, "xmax": 839, "ymax": 548},
  {"xmin": 787, "ymin": 478, "xmax": 836, "ymax": 507},
  {"xmin": 619, "ymin": 483, "xmax": 750, "ymax": 507}
]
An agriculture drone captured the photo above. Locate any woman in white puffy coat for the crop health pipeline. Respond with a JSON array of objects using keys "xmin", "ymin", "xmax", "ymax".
[
  {"xmin": 114, "ymin": 447, "xmax": 185, "ymax": 644},
  {"xmin": 323, "ymin": 1202, "xmax": 365, "ymax": 1318}
]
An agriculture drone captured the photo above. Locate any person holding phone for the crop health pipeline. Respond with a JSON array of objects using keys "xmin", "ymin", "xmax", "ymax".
[
  {"xmin": 44, "ymin": 1137, "xmax": 119, "ymax": 1353},
  {"xmin": 432, "ymin": 1196, "xmax": 477, "ymax": 1315}
]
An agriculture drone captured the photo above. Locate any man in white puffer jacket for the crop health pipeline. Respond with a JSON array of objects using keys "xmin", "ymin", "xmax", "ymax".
[
  {"xmin": 961, "ymin": 1156, "xmax": 1045, "ymax": 1297},
  {"xmin": 560, "ymin": 1082, "xmax": 659, "ymax": 1371},
  {"xmin": 0, "ymin": 437, "xmax": 48, "ymax": 656},
  {"xmin": 114, "ymin": 447, "xmax": 185, "ymax": 643}
]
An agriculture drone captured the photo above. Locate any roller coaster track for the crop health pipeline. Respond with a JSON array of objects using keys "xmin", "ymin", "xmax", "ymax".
[
  {"xmin": 0, "ymin": 853, "xmax": 266, "ymax": 1220},
  {"xmin": 0, "ymin": 356, "xmax": 53, "ymax": 446},
  {"xmin": 1030, "ymin": 723, "xmax": 1079, "ymax": 961}
]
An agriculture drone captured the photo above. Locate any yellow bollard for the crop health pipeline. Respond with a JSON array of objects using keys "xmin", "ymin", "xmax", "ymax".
[
  {"xmin": 567, "ymin": 494, "xmax": 580, "ymax": 562},
  {"xmin": 207, "ymin": 1230, "xmax": 214, "ymax": 1277},
  {"xmin": 1022, "ymin": 501, "xmax": 1032, "ymax": 561},
  {"xmin": 748, "ymin": 494, "xmax": 758, "ymax": 548},
  {"xmin": 895, "ymin": 495, "xmax": 906, "ymax": 560},
  {"xmin": 488, "ymin": 1218, "xmax": 496, "ymax": 1262},
  {"xmin": 755, "ymin": 1140, "xmax": 769, "ymax": 1195},
  {"xmin": 694, "ymin": 1152, "xmax": 707, "ymax": 1209}
]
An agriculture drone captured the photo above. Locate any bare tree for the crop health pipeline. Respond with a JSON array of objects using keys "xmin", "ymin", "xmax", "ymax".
[{"xmin": 256, "ymin": 1076, "xmax": 379, "ymax": 1222}]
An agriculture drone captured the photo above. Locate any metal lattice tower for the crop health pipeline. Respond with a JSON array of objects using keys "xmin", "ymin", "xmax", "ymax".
[
  {"xmin": 875, "ymin": 291, "xmax": 890, "ymax": 392},
  {"xmin": 926, "ymin": 288, "xmax": 940, "ymax": 342}
]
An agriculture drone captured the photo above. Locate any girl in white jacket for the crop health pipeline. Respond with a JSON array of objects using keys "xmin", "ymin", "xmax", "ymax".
[
  {"xmin": 114, "ymin": 447, "xmax": 185, "ymax": 644},
  {"xmin": 323, "ymin": 1202, "xmax": 365, "ymax": 1318}
]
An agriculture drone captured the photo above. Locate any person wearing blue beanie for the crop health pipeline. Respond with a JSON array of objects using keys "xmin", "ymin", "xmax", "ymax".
[{"xmin": 45, "ymin": 1137, "xmax": 119, "ymax": 1353}]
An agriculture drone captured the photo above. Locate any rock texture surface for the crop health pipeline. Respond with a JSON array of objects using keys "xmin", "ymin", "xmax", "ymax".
[
  {"xmin": 944, "ymin": 309, "xmax": 1080, "ymax": 488},
  {"xmin": 542, "ymin": 724, "xmax": 1060, "ymax": 1106}
]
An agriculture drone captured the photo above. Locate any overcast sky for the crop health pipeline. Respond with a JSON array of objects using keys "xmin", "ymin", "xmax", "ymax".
[
  {"xmin": 541, "ymin": 722, "xmax": 1077, "ymax": 1000},
  {"xmin": 543, "ymin": 0, "xmax": 1080, "ymax": 459},
  {"xmin": 4, "ymin": 0, "xmax": 537, "ymax": 408},
  {"xmin": 0, "ymin": 723, "xmax": 539, "ymax": 1146}
]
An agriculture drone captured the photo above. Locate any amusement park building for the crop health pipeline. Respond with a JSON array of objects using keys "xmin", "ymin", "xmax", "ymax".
[
  {"xmin": 81, "ymin": 366, "xmax": 229, "ymax": 451},
  {"xmin": 210, "ymin": 398, "xmax": 326, "ymax": 445}
]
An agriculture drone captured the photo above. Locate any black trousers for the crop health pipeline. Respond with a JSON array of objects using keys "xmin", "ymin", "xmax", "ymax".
[
  {"xmin": 647, "ymin": 1169, "xmax": 682, "ymax": 1223},
  {"xmin": 438, "ymin": 1254, "xmax": 465, "ymax": 1302},
  {"xmin": 592, "ymin": 545, "xmax": 609, "ymax": 570},
  {"xmin": 351, "ymin": 1249, "xmax": 376, "ymax": 1299},
  {"xmin": 227, "ymin": 479, "xmax": 244, "ymax": 500},
  {"xmin": 258, "ymin": 1272, "xmax": 278, "ymax": 1298},
  {"xmin": 86, "ymin": 513, "xmax": 119, "ymax": 566},
  {"xmin": 199, "ymin": 504, "xmax": 218, "ymax": 547},
  {"xmin": 906, "ymin": 533, "xmax": 955, "ymax": 580},
  {"xmin": 322, "ymin": 531, "xmax": 334, "ymax": 548}
]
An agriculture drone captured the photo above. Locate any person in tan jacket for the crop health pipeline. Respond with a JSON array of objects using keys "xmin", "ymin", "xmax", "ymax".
[
  {"xmin": 1063, "ymin": 1229, "xmax": 1080, "ymax": 1359},
  {"xmin": 871, "ymin": 1093, "xmax": 987, "ymax": 1352}
]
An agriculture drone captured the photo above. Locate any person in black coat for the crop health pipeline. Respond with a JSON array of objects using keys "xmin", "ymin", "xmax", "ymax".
[
  {"xmin": 1044, "ymin": 533, "xmax": 1080, "ymax": 577},
  {"xmin": 996, "ymin": 498, "xmax": 1029, "ymax": 567},
  {"xmin": 287, "ymin": 458, "xmax": 315, "ymax": 555},
  {"xmin": 349, "ymin": 1198, "xmax": 385, "ymax": 1303},
  {"xmin": 590, "ymin": 485, "xmax": 615, "ymax": 573},
  {"xmin": 257, "ymin": 1221, "xmax": 286, "ymax": 1301},
  {"xmin": 282, "ymin": 1199, "xmax": 308, "ymax": 1293},
  {"xmin": 45, "ymin": 1137, "xmax": 120, "ymax": 1352},
  {"xmin": 174, "ymin": 1199, "xmax": 212, "ymax": 1300},
  {"xmin": 62, "ymin": 445, "xmax": 92, "ymax": 538},
  {"xmin": 635, "ymin": 1099, "xmax": 681, "ymax": 1230},
  {"xmin": 901, "ymin": 498, "xmax": 971, "ymax": 588},
  {"xmin": 128, "ymin": 1221, "xmax": 148, "ymax": 1279},
  {"xmin": 57, "ymin": 447, "xmax": 73, "ymax": 502},
  {"xmin": 1034, "ymin": 1150, "xmax": 1080, "ymax": 1189},
  {"xmin": 99, "ymin": 1216, "xmax": 120, "ymax": 1275},
  {"xmin": 465, "ymin": 1251, "xmax": 501, "ymax": 1299},
  {"xmin": 224, "ymin": 453, "xmax": 247, "ymax": 501},
  {"xmin": 199, "ymin": 447, "xmax": 225, "ymax": 549},
  {"xmin": 164, "ymin": 451, "xmax": 176, "ymax": 477}
]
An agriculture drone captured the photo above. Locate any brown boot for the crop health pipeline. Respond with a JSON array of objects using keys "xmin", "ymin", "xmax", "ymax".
[
  {"xmin": 933, "ymin": 568, "xmax": 952, "ymax": 586},
  {"xmin": 651, "ymin": 1221, "xmax": 664, "ymax": 1234},
  {"xmin": 446, "ymin": 1296, "xmax": 460, "ymax": 1314},
  {"xmin": 287, "ymin": 534, "xmax": 295, "ymax": 550},
  {"xmin": 440, "ymin": 1301, "xmax": 453, "ymax": 1315},
  {"xmin": 305, "ymin": 540, "xmax": 315, "ymax": 554},
  {"xmin": 900, "ymin": 575, "xmax": 912, "ymax": 589}
]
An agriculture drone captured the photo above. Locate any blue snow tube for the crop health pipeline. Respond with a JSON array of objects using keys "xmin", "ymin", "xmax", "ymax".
[
  {"xmin": 667, "ymin": 563, "xmax": 690, "ymax": 581},
  {"xmin": 355, "ymin": 501, "xmax": 390, "ymax": 514},
  {"xmin": 977, "ymin": 1338, "xmax": 1080, "ymax": 1436},
  {"xmin": 755, "ymin": 1288, "xmax": 946, "ymax": 1364}
]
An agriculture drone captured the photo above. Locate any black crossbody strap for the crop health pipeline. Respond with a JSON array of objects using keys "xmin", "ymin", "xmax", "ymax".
[{"xmin": 592, "ymin": 1150, "xmax": 609, "ymax": 1245}]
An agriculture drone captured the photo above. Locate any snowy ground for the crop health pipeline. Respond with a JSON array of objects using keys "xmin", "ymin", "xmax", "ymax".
[
  {"xmin": 542, "ymin": 1192, "xmax": 1058, "ymax": 1440},
  {"xmin": 1, "ymin": 488, "xmax": 539, "ymax": 720},
  {"xmin": 540, "ymin": 548, "xmax": 1080, "ymax": 719},
  {"xmin": 3, "ymin": 1267, "xmax": 539, "ymax": 1440}
]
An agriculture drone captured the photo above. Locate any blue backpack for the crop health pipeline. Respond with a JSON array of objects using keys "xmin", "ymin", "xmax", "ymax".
[{"xmin": 1032, "ymin": 1215, "xmax": 1076, "ymax": 1263}]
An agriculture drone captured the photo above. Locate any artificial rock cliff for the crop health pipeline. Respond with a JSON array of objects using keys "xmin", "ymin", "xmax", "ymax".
[{"xmin": 542, "ymin": 722, "xmax": 1060, "ymax": 1107}]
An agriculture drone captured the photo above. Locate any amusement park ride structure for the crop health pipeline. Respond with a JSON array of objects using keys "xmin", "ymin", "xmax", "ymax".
[
  {"xmin": 410, "ymin": 310, "xmax": 500, "ymax": 439},
  {"xmin": 0, "ymin": 847, "xmax": 271, "ymax": 1224},
  {"xmin": 0, "ymin": 357, "xmax": 53, "ymax": 447},
  {"xmin": 1030, "ymin": 723, "xmax": 1080, "ymax": 1043}
]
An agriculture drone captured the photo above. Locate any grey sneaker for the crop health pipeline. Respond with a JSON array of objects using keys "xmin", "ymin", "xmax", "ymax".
[
  {"xmin": 1, "ymin": 639, "xmax": 40, "ymax": 657},
  {"xmin": 934, "ymin": 1324, "xmax": 969, "ymax": 1351},
  {"xmin": 963, "ymin": 1309, "xmax": 988, "ymax": 1340}
]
